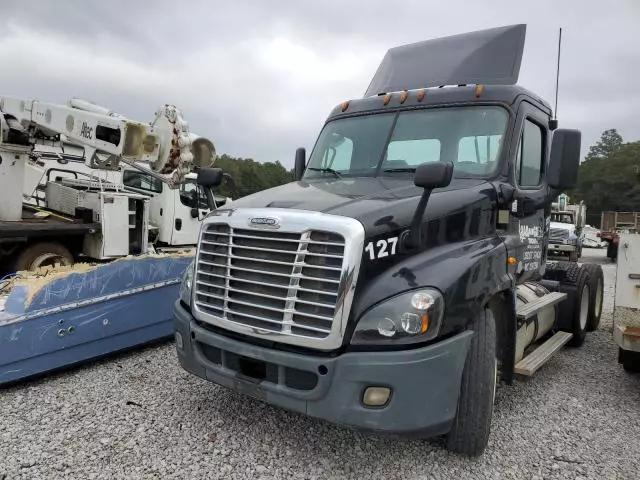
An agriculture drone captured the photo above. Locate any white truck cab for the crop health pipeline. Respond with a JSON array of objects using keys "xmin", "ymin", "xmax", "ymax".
[{"xmin": 23, "ymin": 153, "xmax": 230, "ymax": 249}]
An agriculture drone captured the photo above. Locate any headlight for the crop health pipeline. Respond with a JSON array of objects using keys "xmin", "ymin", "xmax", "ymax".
[
  {"xmin": 180, "ymin": 261, "xmax": 194, "ymax": 306},
  {"xmin": 351, "ymin": 288, "xmax": 445, "ymax": 346}
]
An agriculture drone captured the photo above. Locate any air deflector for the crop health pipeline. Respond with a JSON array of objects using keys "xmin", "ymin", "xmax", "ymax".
[{"xmin": 364, "ymin": 24, "xmax": 527, "ymax": 97}]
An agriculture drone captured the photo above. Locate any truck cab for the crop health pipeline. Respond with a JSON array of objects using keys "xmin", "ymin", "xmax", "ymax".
[
  {"xmin": 174, "ymin": 25, "xmax": 604, "ymax": 456},
  {"xmin": 548, "ymin": 209, "xmax": 582, "ymax": 261},
  {"xmin": 24, "ymin": 153, "xmax": 228, "ymax": 249}
]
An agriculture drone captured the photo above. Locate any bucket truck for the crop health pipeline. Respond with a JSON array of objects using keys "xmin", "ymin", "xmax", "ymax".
[{"xmin": 0, "ymin": 96, "xmax": 221, "ymax": 272}]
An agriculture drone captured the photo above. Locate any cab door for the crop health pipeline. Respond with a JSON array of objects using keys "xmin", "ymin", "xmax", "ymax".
[
  {"xmin": 505, "ymin": 101, "xmax": 551, "ymax": 283},
  {"xmin": 170, "ymin": 179, "xmax": 210, "ymax": 246}
]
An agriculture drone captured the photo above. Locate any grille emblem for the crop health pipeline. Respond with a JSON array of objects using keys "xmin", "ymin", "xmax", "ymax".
[{"xmin": 248, "ymin": 217, "xmax": 280, "ymax": 229}]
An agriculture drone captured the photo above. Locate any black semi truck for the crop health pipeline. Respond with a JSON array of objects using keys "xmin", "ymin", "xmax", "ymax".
[{"xmin": 173, "ymin": 25, "xmax": 605, "ymax": 456}]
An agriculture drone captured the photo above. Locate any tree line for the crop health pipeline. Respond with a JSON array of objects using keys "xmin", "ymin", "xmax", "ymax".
[
  {"xmin": 569, "ymin": 129, "xmax": 640, "ymax": 227},
  {"xmin": 213, "ymin": 154, "xmax": 294, "ymax": 199}
]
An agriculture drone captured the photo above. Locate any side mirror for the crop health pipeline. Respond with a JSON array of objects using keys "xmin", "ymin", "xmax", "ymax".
[
  {"xmin": 294, "ymin": 147, "xmax": 306, "ymax": 181},
  {"xmin": 406, "ymin": 161, "xmax": 454, "ymax": 249},
  {"xmin": 414, "ymin": 161, "xmax": 454, "ymax": 190},
  {"xmin": 190, "ymin": 208, "xmax": 199, "ymax": 219},
  {"xmin": 547, "ymin": 129, "xmax": 581, "ymax": 190},
  {"xmin": 196, "ymin": 167, "xmax": 223, "ymax": 188}
]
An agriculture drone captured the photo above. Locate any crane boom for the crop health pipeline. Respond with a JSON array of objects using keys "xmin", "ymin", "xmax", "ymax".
[{"xmin": 0, "ymin": 96, "xmax": 215, "ymax": 188}]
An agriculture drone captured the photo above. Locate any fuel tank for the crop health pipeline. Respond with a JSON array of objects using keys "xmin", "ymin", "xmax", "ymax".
[{"xmin": 515, "ymin": 282, "xmax": 558, "ymax": 363}]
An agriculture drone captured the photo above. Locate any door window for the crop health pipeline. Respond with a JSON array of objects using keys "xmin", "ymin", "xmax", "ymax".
[
  {"xmin": 515, "ymin": 119, "xmax": 544, "ymax": 187},
  {"xmin": 180, "ymin": 180, "xmax": 209, "ymax": 209}
]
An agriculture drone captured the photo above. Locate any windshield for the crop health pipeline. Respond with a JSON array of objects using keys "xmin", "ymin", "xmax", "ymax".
[
  {"xmin": 303, "ymin": 106, "xmax": 508, "ymax": 180},
  {"xmin": 122, "ymin": 170, "xmax": 163, "ymax": 193},
  {"xmin": 552, "ymin": 213, "xmax": 574, "ymax": 224}
]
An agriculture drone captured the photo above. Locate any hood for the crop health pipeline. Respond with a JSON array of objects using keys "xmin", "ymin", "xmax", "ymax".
[{"xmin": 227, "ymin": 177, "xmax": 498, "ymax": 237}]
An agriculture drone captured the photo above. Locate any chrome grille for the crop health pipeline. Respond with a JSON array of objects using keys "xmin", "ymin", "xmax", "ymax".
[
  {"xmin": 549, "ymin": 228, "xmax": 569, "ymax": 242},
  {"xmin": 192, "ymin": 209, "xmax": 365, "ymax": 350}
]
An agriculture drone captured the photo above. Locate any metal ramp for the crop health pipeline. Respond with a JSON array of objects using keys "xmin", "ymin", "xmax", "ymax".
[{"xmin": 514, "ymin": 331, "xmax": 573, "ymax": 376}]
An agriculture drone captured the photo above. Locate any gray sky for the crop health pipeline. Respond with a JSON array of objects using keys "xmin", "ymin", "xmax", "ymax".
[{"xmin": 1, "ymin": 0, "xmax": 638, "ymax": 167}]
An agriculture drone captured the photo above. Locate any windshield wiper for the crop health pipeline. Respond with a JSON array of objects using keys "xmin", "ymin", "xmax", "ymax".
[
  {"xmin": 306, "ymin": 167, "xmax": 342, "ymax": 178},
  {"xmin": 382, "ymin": 167, "xmax": 416, "ymax": 173}
]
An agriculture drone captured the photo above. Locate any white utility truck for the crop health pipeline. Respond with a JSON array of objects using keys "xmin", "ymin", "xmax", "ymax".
[
  {"xmin": 613, "ymin": 232, "xmax": 640, "ymax": 372},
  {"xmin": 547, "ymin": 194, "xmax": 586, "ymax": 262}
]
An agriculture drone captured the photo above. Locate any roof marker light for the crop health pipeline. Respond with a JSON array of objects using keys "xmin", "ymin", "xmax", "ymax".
[
  {"xmin": 399, "ymin": 90, "xmax": 408, "ymax": 104},
  {"xmin": 475, "ymin": 84, "xmax": 485, "ymax": 98},
  {"xmin": 341, "ymin": 101, "xmax": 350, "ymax": 112},
  {"xmin": 383, "ymin": 94, "xmax": 391, "ymax": 106},
  {"xmin": 417, "ymin": 89, "xmax": 426, "ymax": 102}
]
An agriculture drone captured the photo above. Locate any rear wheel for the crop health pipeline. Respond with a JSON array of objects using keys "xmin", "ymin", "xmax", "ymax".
[
  {"xmin": 543, "ymin": 262, "xmax": 590, "ymax": 347},
  {"xmin": 14, "ymin": 242, "xmax": 74, "ymax": 272},
  {"xmin": 581, "ymin": 263, "xmax": 604, "ymax": 331},
  {"xmin": 446, "ymin": 308, "xmax": 496, "ymax": 457}
]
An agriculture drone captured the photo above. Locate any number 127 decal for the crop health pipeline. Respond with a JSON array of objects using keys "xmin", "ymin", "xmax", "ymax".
[{"xmin": 364, "ymin": 236, "xmax": 399, "ymax": 260}]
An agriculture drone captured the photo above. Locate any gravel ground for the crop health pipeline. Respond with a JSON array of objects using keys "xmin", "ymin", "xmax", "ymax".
[{"xmin": 1, "ymin": 248, "xmax": 639, "ymax": 480}]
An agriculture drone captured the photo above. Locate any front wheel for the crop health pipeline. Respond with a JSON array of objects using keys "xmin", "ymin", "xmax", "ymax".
[{"xmin": 446, "ymin": 308, "xmax": 496, "ymax": 456}]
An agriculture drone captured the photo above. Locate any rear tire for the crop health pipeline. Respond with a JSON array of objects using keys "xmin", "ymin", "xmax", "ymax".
[
  {"xmin": 14, "ymin": 242, "xmax": 74, "ymax": 272},
  {"xmin": 543, "ymin": 263, "xmax": 590, "ymax": 347},
  {"xmin": 446, "ymin": 308, "xmax": 496, "ymax": 457},
  {"xmin": 581, "ymin": 263, "xmax": 604, "ymax": 331},
  {"xmin": 619, "ymin": 348, "xmax": 640, "ymax": 373}
]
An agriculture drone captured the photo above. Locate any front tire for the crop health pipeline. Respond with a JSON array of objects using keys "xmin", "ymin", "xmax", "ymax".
[{"xmin": 446, "ymin": 308, "xmax": 496, "ymax": 456}]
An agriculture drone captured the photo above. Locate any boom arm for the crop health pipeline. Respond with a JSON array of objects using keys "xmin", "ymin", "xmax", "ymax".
[{"xmin": 0, "ymin": 96, "xmax": 215, "ymax": 188}]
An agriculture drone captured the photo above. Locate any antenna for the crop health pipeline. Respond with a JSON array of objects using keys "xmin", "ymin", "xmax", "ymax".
[{"xmin": 550, "ymin": 27, "xmax": 562, "ymax": 130}]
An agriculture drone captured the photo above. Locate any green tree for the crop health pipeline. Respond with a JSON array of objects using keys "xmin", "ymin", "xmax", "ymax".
[
  {"xmin": 571, "ymin": 139, "xmax": 640, "ymax": 226},
  {"xmin": 213, "ymin": 154, "xmax": 294, "ymax": 199},
  {"xmin": 584, "ymin": 128, "xmax": 623, "ymax": 163}
]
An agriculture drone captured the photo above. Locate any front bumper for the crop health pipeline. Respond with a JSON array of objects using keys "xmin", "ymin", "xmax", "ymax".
[
  {"xmin": 174, "ymin": 301, "xmax": 472, "ymax": 437},
  {"xmin": 613, "ymin": 306, "xmax": 640, "ymax": 353},
  {"xmin": 548, "ymin": 243, "xmax": 577, "ymax": 253}
]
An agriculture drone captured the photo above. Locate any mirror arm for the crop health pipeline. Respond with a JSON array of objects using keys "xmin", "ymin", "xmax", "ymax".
[
  {"xmin": 203, "ymin": 186, "xmax": 215, "ymax": 210},
  {"xmin": 404, "ymin": 189, "xmax": 433, "ymax": 249}
]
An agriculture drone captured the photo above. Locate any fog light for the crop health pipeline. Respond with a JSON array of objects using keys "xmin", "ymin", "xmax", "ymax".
[
  {"xmin": 363, "ymin": 387, "xmax": 391, "ymax": 407},
  {"xmin": 175, "ymin": 332, "xmax": 184, "ymax": 350}
]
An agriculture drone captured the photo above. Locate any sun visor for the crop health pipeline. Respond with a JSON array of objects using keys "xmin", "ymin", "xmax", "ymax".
[{"xmin": 364, "ymin": 24, "xmax": 527, "ymax": 97}]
